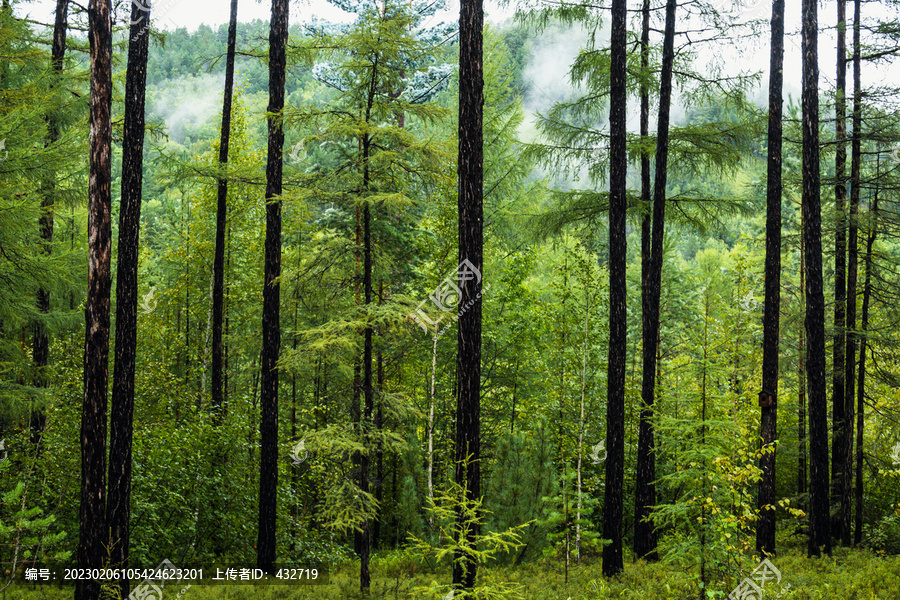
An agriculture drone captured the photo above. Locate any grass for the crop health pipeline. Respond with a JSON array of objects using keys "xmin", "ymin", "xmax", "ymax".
[{"xmin": 6, "ymin": 545, "xmax": 900, "ymax": 599}]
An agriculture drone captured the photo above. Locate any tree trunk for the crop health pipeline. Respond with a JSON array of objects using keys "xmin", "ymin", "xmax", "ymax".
[
  {"xmin": 31, "ymin": 0, "xmax": 68, "ymax": 447},
  {"xmin": 212, "ymin": 0, "xmax": 239, "ymax": 419},
  {"xmin": 76, "ymin": 1, "xmax": 112, "ymax": 598},
  {"xmin": 831, "ymin": 0, "xmax": 847, "ymax": 527},
  {"xmin": 634, "ymin": 0, "xmax": 657, "ymax": 562},
  {"xmin": 257, "ymin": 0, "xmax": 289, "ymax": 574},
  {"xmin": 453, "ymin": 0, "xmax": 483, "ymax": 589},
  {"xmin": 756, "ymin": 0, "xmax": 784, "ymax": 557},
  {"xmin": 107, "ymin": 4, "xmax": 151, "ymax": 597},
  {"xmin": 854, "ymin": 154, "xmax": 876, "ymax": 546},
  {"xmin": 603, "ymin": 0, "xmax": 631, "ymax": 578},
  {"xmin": 801, "ymin": 0, "xmax": 831, "ymax": 557},
  {"xmin": 427, "ymin": 323, "xmax": 438, "ymax": 526},
  {"xmin": 576, "ymin": 282, "xmax": 589, "ymax": 561},
  {"xmin": 841, "ymin": 0, "xmax": 862, "ymax": 547},
  {"xmin": 798, "ymin": 208, "xmax": 807, "ymax": 498}
]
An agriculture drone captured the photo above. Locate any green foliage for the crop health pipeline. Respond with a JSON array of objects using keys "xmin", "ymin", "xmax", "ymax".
[{"xmin": 408, "ymin": 477, "xmax": 530, "ymax": 600}]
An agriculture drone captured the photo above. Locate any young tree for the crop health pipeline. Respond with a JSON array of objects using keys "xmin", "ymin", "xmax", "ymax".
[
  {"xmin": 603, "ymin": 0, "xmax": 628, "ymax": 579},
  {"xmin": 756, "ymin": 0, "xmax": 784, "ymax": 557},
  {"xmin": 454, "ymin": 0, "xmax": 484, "ymax": 590},
  {"xmin": 258, "ymin": 0, "xmax": 289, "ymax": 574},
  {"xmin": 77, "ymin": 0, "xmax": 113, "ymax": 598},
  {"xmin": 212, "ymin": 0, "xmax": 239, "ymax": 418},
  {"xmin": 108, "ymin": 2, "xmax": 152, "ymax": 596},
  {"xmin": 801, "ymin": 0, "xmax": 831, "ymax": 558}
]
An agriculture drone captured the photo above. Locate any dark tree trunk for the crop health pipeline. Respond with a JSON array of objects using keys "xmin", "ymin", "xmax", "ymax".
[
  {"xmin": 841, "ymin": 0, "xmax": 862, "ymax": 547},
  {"xmin": 76, "ymin": 1, "xmax": 112, "ymax": 599},
  {"xmin": 757, "ymin": 0, "xmax": 784, "ymax": 557},
  {"xmin": 257, "ymin": 0, "xmax": 288, "ymax": 574},
  {"xmin": 801, "ymin": 0, "xmax": 831, "ymax": 557},
  {"xmin": 603, "ymin": 0, "xmax": 629, "ymax": 577},
  {"xmin": 107, "ymin": 4, "xmax": 151, "ymax": 597},
  {"xmin": 855, "ymin": 160, "xmax": 876, "ymax": 546},
  {"xmin": 31, "ymin": 0, "xmax": 68, "ymax": 447},
  {"xmin": 212, "ymin": 0, "xmax": 239, "ymax": 419},
  {"xmin": 798, "ymin": 208, "xmax": 807, "ymax": 498},
  {"xmin": 831, "ymin": 0, "xmax": 847, "ymax": 527},
  {"xmin": 633, "ymin": 0, "xmax": 675, "ymax": 568},
  {"xmin": 453, "ymin": 0, "xmax": 483, "ymax": 589},
  {"xmin": 360, "ymin": 199, "xmax": 373, "ymax": 592},
  {"xmin": 359, "ymin": 69, "xmax": 377, "ymax": 586},
  {"xmin": 633, "ymin": 0, "xmax": 657, "ymax": 563}
]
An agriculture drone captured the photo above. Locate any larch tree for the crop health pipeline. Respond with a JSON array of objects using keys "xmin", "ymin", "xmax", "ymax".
[
  {"xmin": 108, "ymin": 1, "xmax": 152, "ymax": 597},
  {"xmin": 801, "ymin": 0, "xmax": 831, "ymax": 558},
  {"xmin": 31, "ymin": 0, "xmax": 68, "ymax": 446},
  {"xmin": 454, "ymin": 0, "xmax": 484, "ymax": 590},
  {"xmin": 756, "ymin": 0, "xmax": 784, "ymax": 557},
  {"xmin": 258, "ymin": 0, "xmax": 289, "ymax": 574},
  {"xmin": 635, "ymin": 0, "xmax": 677, "ymax": 565},
  {"xmin": 841, "ymin": 0, "xmax": 862, "ymax": 547},
  {"xmin": 633, "ymin": 0, "xmax": 656, "ymax": 562},
  {"xmin": 831, "ymin": 0, "xmax": 848, "ymax": 529},
  {"xmin": 603, "ymin": 0, "xmax": 627, "ymax": 577},
  {"xmin": 77, "ymin": 0, "xmax": 113, "ymax": 598},
  {"xmin": 212, "ymin": 0, "xmax": 239, "ymax": 418}
]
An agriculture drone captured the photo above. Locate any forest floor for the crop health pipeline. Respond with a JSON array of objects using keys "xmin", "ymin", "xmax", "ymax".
[{"xmin": 7, "ymin": 542, "xmax": 900, "ymax": 599}]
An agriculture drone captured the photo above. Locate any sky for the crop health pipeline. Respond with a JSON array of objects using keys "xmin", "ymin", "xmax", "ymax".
[{"xmin": 17, "ymin": 0, "xmax": 514, "ymax": 30}]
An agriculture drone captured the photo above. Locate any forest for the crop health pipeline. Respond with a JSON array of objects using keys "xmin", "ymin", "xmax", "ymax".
[{"xmin": 2, "ymin": 0, "xmax": 900, "ymax": 598}]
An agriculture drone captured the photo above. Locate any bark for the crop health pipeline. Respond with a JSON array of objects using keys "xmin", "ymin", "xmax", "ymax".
[
  {"xmin": 841, "ymin": 0, "xmax": 862, "ymax": 547},
  {"xmin": 257, "ymin": 0, "xmax": 288, "ymax": 574},
  {"xmin": 359, "ymin": 77, "xmax": 377, "ymax": 587},
  {"xmin": 855, "ymin": 162, "xmax": 876, "ymax": 546},
  {"xmin": 802, "ymin": 0, "xmax": 831, "ymax": 557},
  {"xmin": 633, "ymin": 0, "xmax": 657, "ymax": 561},
  {"xmin": 831, "ymin": 0, "xmax": 847, "ymax": 524},
  {"xmin": 107, "ymin": 4, "xmax": 151, "ymax": 597},
  {"xmin": 603, "ymin": 0, "xmax": 630, "ymax": 578},
  {"xmin": 575, "ymin": 283, "xmax": 589, "ymax": 561},
  {"xmin": 76, "ymin": 1, "xmax": 112, "ymax": 598},
  {"xmin": 798, "ymin": 209, "xmax": 807, "ymax": 498},
  {"xmin": 756, "ymin": 0, "xmax": 784, "ymax": 557},
  {"xmin": 453, "ymin": 0, "xmax": 483, "ymax": 589},
  {"xmin": 212, "ymin": 0, "xmax": 239, "ymax": 418},
  {"xmin": 31, "ymin": 0, "xmax": 68, "ymax": 447}
]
